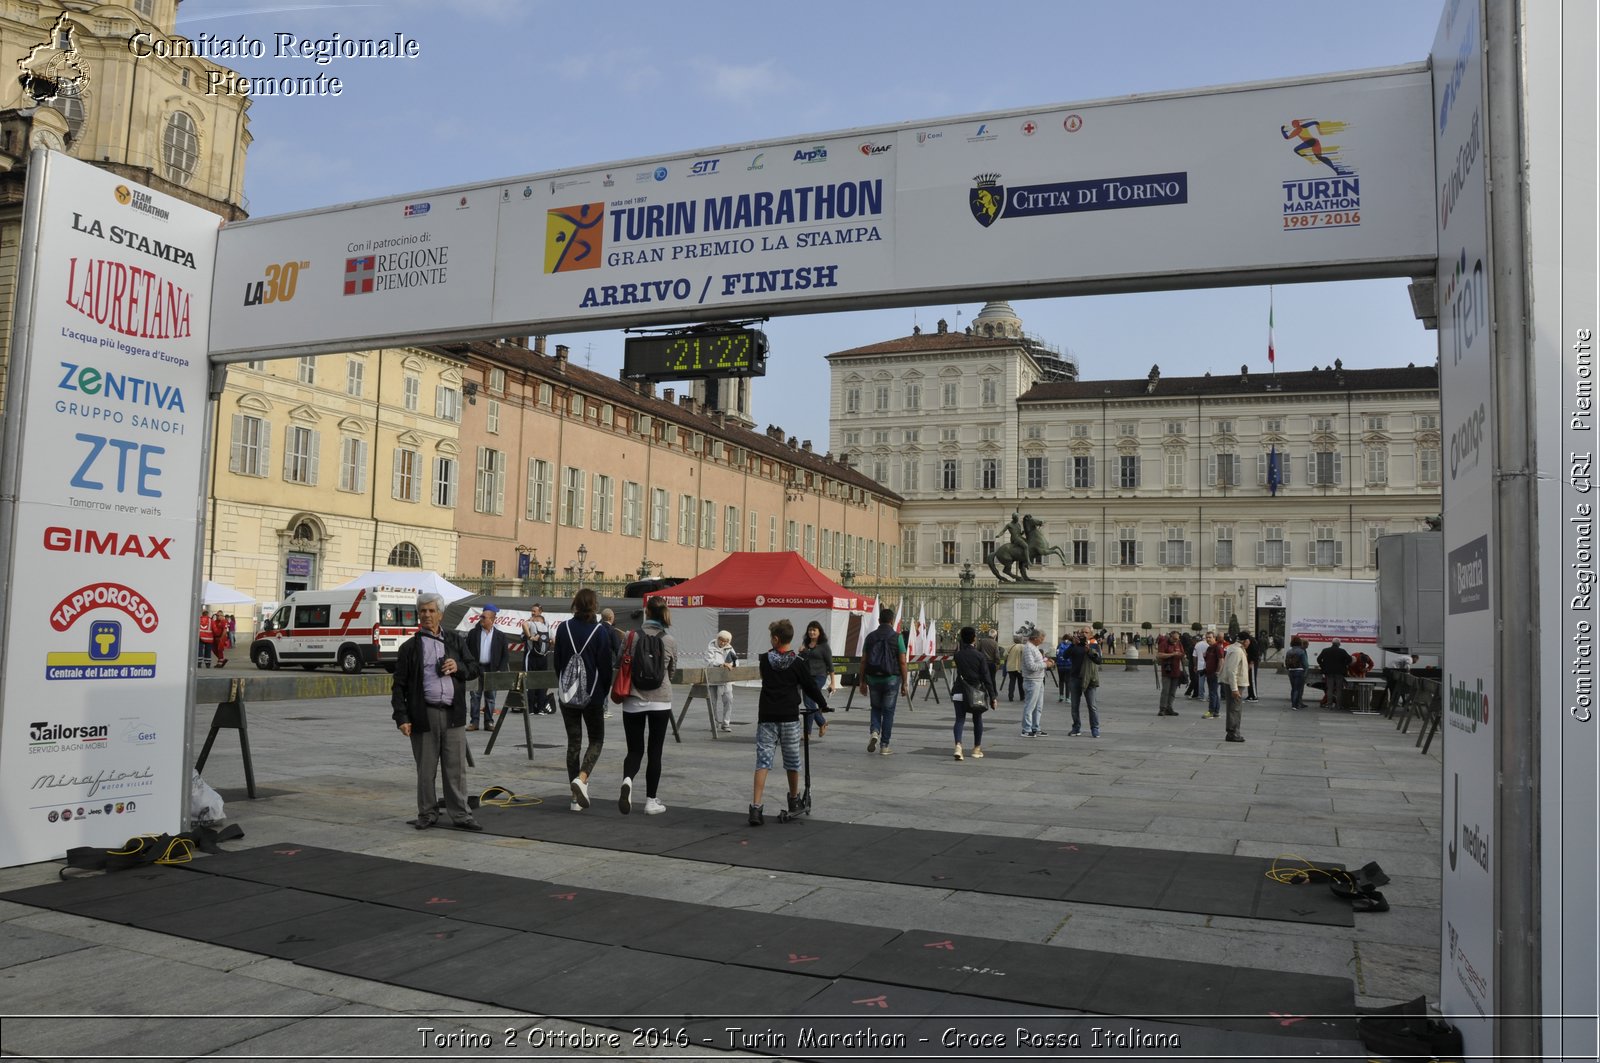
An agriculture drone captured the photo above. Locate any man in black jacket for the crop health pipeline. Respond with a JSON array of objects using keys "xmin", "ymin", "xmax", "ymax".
[
  {"xmin": 1317, "ymin": 639, "xmax": 1353, "ymax": 709},
  {"xmin": 464, "ymin": 603, "xmax": 510, "ymax": 731},
  {"xmin": 391, "ymin": 592, "xmax": 483, "ymax": 831}
]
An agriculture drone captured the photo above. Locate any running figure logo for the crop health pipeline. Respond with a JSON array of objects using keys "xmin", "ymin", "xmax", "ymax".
[
  {"xmin": 1281, "ymin": 119, "xmax": 1353, "ymax": 176},
  {"xmin": 545, "ymin": 203, "xmax": 605, "ymax": 273}
]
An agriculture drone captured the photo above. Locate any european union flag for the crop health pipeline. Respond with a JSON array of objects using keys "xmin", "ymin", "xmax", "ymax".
[{"xmin": 1268, "ymin": 446, "xmax": 1282, "ymax": 497}]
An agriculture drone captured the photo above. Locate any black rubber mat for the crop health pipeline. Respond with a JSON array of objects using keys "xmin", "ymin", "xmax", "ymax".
[
  {"xmin": 474, "ymin": 800, "xmax": 1352, "ymax": 925},
  {"xmin": 0, "ymin": 865, "xmax": 187, "ymax": 910},
  {"xmin": 134, "ymin": 886, "xmax": 354, "ymax": 940},
  {"xmin": 630, "ymin": 906, "xmax": 793, "ymax": 963},
  {"xmin": 0, "ymin": 843, "xmax": 1365, "ymax": 1053},
  {"xmin": 212, "ymin": 902, "xmax": 438, "ymax": 960},
  {"xmin": 498, "ymin": 946, "xmax": 725, "ymax": 1018},
  {"xmin": 63, "ymin": 874, "xmax": 278, "ymax": 926},
  {"xmin": 728, "ymin": 917, "xmax": 902, "ymax": 978}
]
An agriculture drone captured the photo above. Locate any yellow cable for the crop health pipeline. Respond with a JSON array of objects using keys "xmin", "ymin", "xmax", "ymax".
[
  {"xmin": 477, "ymin": 785, "xmax": 541, "ymax": 808},
  {"xmin": 1266, "ymin": 852, "xmax": 1347, "ymax": 886},
  {"xmin": 155, "ymin": 837, "xmax": 196, "ymax": 865}
]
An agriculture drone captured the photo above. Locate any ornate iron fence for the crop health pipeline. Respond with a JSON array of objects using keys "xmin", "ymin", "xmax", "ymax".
[
  {"xmin": 448, "ymin": 574, "xmax": 1002, "ymax": 650},
  {"xmin": 842, "ymin": 578, "xmax": 999, "ymax": 652}
]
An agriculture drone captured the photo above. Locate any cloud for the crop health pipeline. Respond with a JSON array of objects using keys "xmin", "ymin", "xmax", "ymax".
[{"xmin": 689, "ymin": 57, "xmax": 797, "ymax": 104}]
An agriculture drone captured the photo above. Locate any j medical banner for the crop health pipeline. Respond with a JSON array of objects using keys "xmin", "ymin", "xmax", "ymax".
[{"xmin": 0, "ymin": 153, "xmax": 216, "ymax": 867}]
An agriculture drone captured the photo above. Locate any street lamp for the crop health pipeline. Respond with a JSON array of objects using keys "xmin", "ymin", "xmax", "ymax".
[
  {"xmin": 840, "ymin": 560, "xmax": 855, "ymax": 587},
  {"xmin": 958, "ymin": 561, "xmax": 975, "ymax": 588},
  {"xmin": 637, "ymin": 556, "xmax": 662, "ymax": 580}
]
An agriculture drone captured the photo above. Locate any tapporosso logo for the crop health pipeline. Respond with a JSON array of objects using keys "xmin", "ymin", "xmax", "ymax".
[
  {"xmin": 968, "ymin": 171, "xmax": 1187, "ymax": 228},
  {"xmin": 1279, "ymin": 118, "xmax": 1362, "ymax": 230},
  {"xmin": 45, "ymin": 583, "xmax": 159, "ymax": 681}
]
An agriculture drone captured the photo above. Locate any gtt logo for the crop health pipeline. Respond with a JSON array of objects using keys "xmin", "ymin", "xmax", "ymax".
[{"xmin": 690, "ymin": 159, "xmax": 720, "ymax": 176}]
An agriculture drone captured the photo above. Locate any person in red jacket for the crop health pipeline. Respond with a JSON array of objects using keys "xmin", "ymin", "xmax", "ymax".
[
  {"xmin": 197, "ymin": 608, "xmax": 215, "ymax": 669},
  {"xmin": 212, "ymin": 614, "xmax": 232, "ymax": 668}
]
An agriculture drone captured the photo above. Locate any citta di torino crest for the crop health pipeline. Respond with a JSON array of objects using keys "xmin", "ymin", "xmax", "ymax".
[{"xmin": 969, "ymin": 173, "xmax": 1005, "ymax": 227}]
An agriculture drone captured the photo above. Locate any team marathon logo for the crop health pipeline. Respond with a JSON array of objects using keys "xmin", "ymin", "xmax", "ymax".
[
  {"xmin": 1279, "ymin": 118, "xmax": 1362, "ymax": 229},
  {"xmin": 968, "ymin": 170, "xmax": 1187, "ymax": 229}
]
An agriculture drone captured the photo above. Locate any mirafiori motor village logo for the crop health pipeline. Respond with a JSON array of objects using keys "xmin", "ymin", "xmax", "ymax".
[
  {"xmin": 545, "ymin": 204, "xmax": 605, "ymax": 273},
  {"xmin": 1278, "ymin": 118, "xmax": 1362, "ymax": 230},
  {"xmin": 968, "ymin": 170, "xmax": 1187, "ymax": 228}
]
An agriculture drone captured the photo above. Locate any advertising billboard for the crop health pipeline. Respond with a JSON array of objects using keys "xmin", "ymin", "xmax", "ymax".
[
  {"xmin": 0, "ymin": 153, "xmax": 217, "ymax": 866},
  {"xmin": 1433, "ymin": 0, "xmax": 1495, "ymax": 1053},
  {"xmin": 208, "ymin": 67, "xmax": 1436, "ymax": 360}
]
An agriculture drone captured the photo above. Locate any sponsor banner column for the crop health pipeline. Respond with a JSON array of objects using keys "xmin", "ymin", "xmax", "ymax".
[
  {"xmin": 1433, "ymin": 0, "xmax": 1495, "ymax": 1053},
  {"xmin": 1529, "ymin": 1, "xmax": 1600, "ymax": 1055},
  {"xmin": 0, "ymin": 154, "xmax": 216, "ymax": 867}
]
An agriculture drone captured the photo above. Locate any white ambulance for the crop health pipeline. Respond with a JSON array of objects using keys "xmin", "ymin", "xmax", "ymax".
[{"xmin": 250, "ymin": 587, "xmax": 420, "ymax": 673}]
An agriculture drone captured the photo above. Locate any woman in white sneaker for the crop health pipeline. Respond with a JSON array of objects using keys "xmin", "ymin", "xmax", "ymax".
[
  {"xmin": 618, "ymin": 598, "xmax": 677, "ymax": 816},
  {"xmin": 951, "ymin": 626, "xmax": 997, "ymax": 760}
]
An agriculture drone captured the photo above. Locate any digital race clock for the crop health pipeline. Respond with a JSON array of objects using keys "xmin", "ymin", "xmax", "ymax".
[{"xmin": 622, "ymin": 327, "xmax": 768, "ymax": 382}]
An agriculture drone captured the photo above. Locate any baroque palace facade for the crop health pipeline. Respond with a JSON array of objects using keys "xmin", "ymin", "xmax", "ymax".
[
  {"xmin": 829, "ymin": 302, "xmax": 1442, "ymax": 635},
  {"xmin": 209, "ymin": 337, "xmax": 903, "ymax": 622},
  {"xmin": 1, "ymin": 0, "xmax": 251, "ymax": 405}
]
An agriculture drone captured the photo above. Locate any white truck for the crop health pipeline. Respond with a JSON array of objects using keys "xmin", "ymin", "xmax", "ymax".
[{"xmin": 1284, "ymin": 577, "xmax": 1382, "ymax": 664}]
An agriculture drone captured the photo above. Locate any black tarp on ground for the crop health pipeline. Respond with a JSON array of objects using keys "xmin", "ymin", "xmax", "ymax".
[
  {"xmin": 0, "ymin": 842, "xmax": 1364, "ymax": 1055},
  {"xmin": 472, "ymin": 797, "xmax": 1355, "ymax": 927}
]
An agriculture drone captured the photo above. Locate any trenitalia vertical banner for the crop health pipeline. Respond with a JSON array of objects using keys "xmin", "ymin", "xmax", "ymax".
[
  {"xmin": 1432, "ymin": 0, "xmax": 1494, "ymax": 1054},
  {"xmin": 0, "ymin": 153, "xmax": 215, "ymax": 867}
]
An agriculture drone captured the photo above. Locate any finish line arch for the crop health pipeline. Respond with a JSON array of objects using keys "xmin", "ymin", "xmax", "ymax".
[{"xmin": 1, "ymin": 5, "xmax": 1594, "ymax": 1057}]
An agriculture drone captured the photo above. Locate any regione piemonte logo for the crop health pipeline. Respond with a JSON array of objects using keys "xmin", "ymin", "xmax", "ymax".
[
  {"xmin": 344, "ymin": 255, "xmax": 375, "ymax": 295},
  {"xmin": 545, "ymin": 203, "xmax": 605, "ymax": 273}
]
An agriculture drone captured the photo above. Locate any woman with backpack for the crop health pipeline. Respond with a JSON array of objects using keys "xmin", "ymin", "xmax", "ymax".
[
  {"xmin": 798, "ymin": 621, "xmax": 836, "ymax": 739},
  {"xmin": 553, "ymin": 588, "xmax": 613, "ymax": 811},
  {"xmin": 617, "ymin": 598, "xmax": 677, "ymax": 816}
]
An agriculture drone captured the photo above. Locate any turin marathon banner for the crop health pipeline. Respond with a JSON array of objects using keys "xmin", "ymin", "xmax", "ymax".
[
  {"xmin": 207, "ymin": 67, "xmax": 1436, "ymax": 360},
  {"xmin": 0, "ymin": 152, "xmax": 217, "ymax": 867}
]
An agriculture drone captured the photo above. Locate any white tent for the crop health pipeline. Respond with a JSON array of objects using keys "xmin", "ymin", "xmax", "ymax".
[
  {"xmin": 202, "ymin": 580, "xmax": 254, "ymax": 606},
  {"xmin": 334, "ymin": 570, "xmax": 473, "ymax": 602}
]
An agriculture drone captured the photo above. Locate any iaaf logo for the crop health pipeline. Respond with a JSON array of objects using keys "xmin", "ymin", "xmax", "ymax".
[
  {"xmin": 44, "ymin": 526, "xmax": 172, "ymax": 560},
  {"xmin": 859, "ymin": 142, "xmax": 892, "ymax": 156}
]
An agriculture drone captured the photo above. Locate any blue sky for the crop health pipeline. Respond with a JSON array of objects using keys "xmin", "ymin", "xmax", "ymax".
[{"xmin": 179, "ymin": 0, "xmax": 1449, "ymax": 446}]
